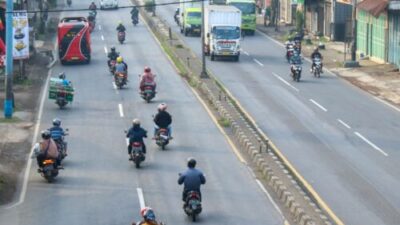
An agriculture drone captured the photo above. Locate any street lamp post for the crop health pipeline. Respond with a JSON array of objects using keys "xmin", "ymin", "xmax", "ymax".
[
  {"xmin": 4, "ymin": 0, "xmax": 14, "ymax": 118},
  {"xmin": 200, "ymin": 0, "xmax": 208, "ymax": 78}
]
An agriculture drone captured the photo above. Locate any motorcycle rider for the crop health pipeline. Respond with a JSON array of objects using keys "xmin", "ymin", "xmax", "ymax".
[
  {"xmin": 174, "ymin": 7, "xmax": 180, "ymax": 24},
  {"xmin": 58, "ymin": 72, "xmax": 71, "ymax": 86},
  {"xmin": 290, "ymin": 52, "xmax": 302, "ymax": 77},
  {"xmin": 116, "ymin": 21, "xmax": 126, "ymax": 33},
  {"xmin": 115, "ymin": 56, "xmax": 128, "ymax": 73},
  {"xmin": 178, "ymin": 158, "xmax": 206, "ymax": 205},
  {"xmin": 89, "ymin": 1, "xmax": 97, "ymax": 11},
  {"xmin": 131, "ymin": 6, "xmax": 139, "ymax": 22},
  {"xmin": 126, "ymin": 119, "xmax": 148, "ymax": 160},
  {"xmin": 48, "ymin": 118, "xmax": 67, "ymax": 155},
  {"xmin": 107, "ymin": 46, "xmax": 119, "ymax": 67},
  {"xmin": 153, "ymin": 103, "xmax": 172, "ymax": 139},
  {"xmin": 35, "ymin": 130, "xmax": 60, "ymax": 171},
  {"xmin": 140, "ymin": 66, "xmax": 156, "ymax": 93},
  {"xmin": 310, "ymin": 47, "xmax": 323, "ymax": 72},
  {"xmin": 132, "ymin": 207, "xmax": 163, "ymax": 225}
]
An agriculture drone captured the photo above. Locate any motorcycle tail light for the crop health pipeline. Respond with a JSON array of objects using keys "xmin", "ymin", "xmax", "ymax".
[{"xmin": 43, "ymin": 159, "xmax": 54, "ymax": 165}]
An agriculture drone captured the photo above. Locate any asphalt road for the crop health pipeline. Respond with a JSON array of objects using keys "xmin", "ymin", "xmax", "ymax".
[
  {"xmin": 0, "ymin": 1, "xmax": 284, "ymax": 225},
  {"xmin": 156, "ymin": 1, "xmax": 400, "ymax": 225}
]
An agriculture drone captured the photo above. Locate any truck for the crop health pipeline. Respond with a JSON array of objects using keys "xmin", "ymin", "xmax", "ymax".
[
  {"xmin": 179, "ymin": 0, "xmax": 202, "ymax": 36},
  {"xmin": 226, "ymin": 0, "xmax": 256, "ymax": 35},
  {"xmin": 204, "ymin": 5, "xmax": 241, "ymax": 61}
]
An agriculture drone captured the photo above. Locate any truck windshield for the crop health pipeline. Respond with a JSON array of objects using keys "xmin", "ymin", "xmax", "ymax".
[
  {"xmin": 214, "ymin": 26, "xmax": 240, "ymax": 39},
  {"xmin": 229, "ymin": 2, "xmax": 255, "ymax": 14},
  {"xmin": 187, "ymin": 12, "xmax": 201, "ymax": 18}
]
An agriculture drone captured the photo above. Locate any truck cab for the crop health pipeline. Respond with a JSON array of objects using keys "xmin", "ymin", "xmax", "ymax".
[
  {"xmin": 180, "ymin": 8, "xmax": 202, "ymax": 36},
  {"xmin": 226, "ymin": 0, "xmax": 256, "ymax": 35}
]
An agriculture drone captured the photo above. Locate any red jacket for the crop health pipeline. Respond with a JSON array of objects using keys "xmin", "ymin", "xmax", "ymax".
[{"xmin": 140, "ymin": 72, "xmax": 155, "ymax": 86}]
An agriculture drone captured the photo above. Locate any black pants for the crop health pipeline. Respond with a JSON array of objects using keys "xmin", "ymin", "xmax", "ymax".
[
  {"xmin": 128, "ymin": 143, "xmax": 146, "ymax": 154},
  {"xmin": 36, "ymin": 153, "xmax": 46, "ymax": 168}
]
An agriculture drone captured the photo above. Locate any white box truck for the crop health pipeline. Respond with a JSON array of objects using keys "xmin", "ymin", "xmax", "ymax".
[{"xmin": 204, "ymin": 5, "xmax": 241, "ymax": 61}]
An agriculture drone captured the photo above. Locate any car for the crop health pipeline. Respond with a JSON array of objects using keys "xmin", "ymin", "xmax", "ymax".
[{"xmin": 99, "ymin": 0, "xmax": 118, "ymax": 9}]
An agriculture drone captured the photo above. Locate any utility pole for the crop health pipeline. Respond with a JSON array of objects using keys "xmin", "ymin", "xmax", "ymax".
[
  {"xmin": 4, "ymin": 0, "xmax": 13, "ymax": 118},
  {"xmin": 330, "ymin": 0, "xmax": 336, "ymax": 41},
  {"xmin": 200, "ymin": 0, "xmax": 208, "ymax": 78},
  {"xmin": 351, "ymin": 0, "xmax": 357, "ymax": 61}
]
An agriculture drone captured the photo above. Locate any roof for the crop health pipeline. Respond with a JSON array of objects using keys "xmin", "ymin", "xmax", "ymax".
[{"xmin": 357, "ymin": 0, "xmax": 388, "ymax": 17}]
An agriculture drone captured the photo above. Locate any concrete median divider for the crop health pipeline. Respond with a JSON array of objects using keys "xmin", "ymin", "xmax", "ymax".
[{"xmin": 133, "ymin": 1, "xmax": 343, "ymax": 224}]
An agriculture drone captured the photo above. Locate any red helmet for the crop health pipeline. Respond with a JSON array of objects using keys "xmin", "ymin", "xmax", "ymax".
[{"xmin": 144, "ymin": 66, "xmax": 151, "ymax": 73}]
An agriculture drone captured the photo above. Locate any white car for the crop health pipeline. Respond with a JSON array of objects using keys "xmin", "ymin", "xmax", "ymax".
[{"xmin": 99, "ymin": 0, "xmax": 118, "ymax": 9}]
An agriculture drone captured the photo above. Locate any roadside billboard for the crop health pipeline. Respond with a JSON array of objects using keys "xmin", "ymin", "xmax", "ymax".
[{"xmin": 12, "ymin": 10, "xmax": 29, "ymax": 59}]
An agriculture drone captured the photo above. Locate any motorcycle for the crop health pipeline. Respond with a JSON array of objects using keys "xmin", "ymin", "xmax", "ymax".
[
  {"xmin": 141, "ymin": 83, "xmax": 156, "ymax": 103},
  {"xmin": 67, "ymin": 0, "xmax": 72, "ymax": 7},
  {"xmin": 155, "ymin": 128, "xmax": 170, "ymax": 150},
  {"xmin": 291, "ymin": 64, "xmax": 302, "ymax": 82},
  {"xmin": 114, "ymin": 72, "xmax": 127, "ymax": 89},
  {"xmin": 40, "ymin": 159, "xmax": 59, "ymax": 182},
  {"xmin": 184, "ymin": 191, "xmax": 202, "ymax": 222},
  {"xmin": 286, "ymin": 46, "xmax": 294, "ymax": 63},
  {"xmin": 109, "ymin": 59, "xmax": 116, "ymax": 75},
  {"xmin": 132, "ymin": 16, "xmax": 139, "ymax": 26},
  {"xmin": 130, "ymin": 142, "xmax": 145, "ymax": 168},
  {"xmin": 311, "ymin": 57, "xmax": 322, "ymax": 78},
  {"xmin": 56, "ymin": 92, "xmax": 68, "ymax": 109},
  {"xmin": 53, "ymin": 129, "xmax": 69, "ymax": 161},
  {"xmin": 118, "ymin": 31, "xmax": 125, "ymax": 44},
  {"xmin": 174, "ymin": 8, "xmax": 180, "ymax": 25}
]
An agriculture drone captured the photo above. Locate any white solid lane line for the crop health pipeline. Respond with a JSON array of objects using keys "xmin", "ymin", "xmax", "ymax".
[
  {"xmin": 112, "ymin": 82, "xmax": 117, "ymax": 90},
  {"xmin": 137, "ymin": 188, "xmax": 146, "ymax": 208},
  {"xmin": 354, "ymin": 132, "xmax": 388, "ymax": 157},
  {"xmin": 243, "ymin": 51, "xmax": 250, "ymax": 56},
  {"xmin": 373, "ymin": 96, "xmax": 400, "ymax": 113},
  {"xmin": 118, "ymin": 103, "xmax": 124, "ymax": 117},
  {"xmin": 98, "ymin": 25, "xmax": 102, "ymax": 30},
  {"xmin": 125, "ymin": 138, "xmax": 129, "ymax": 147},
  {"xmin": 272, "ymin": 72, "xmax": 299, "ymax": 92},
  {"xmin": 104, "ymin": 46, "xmax": 108, "ymax": 54},
  {"xmin": 255, "ymin": 180, "xmax": 286, "ymax": 223},
  {"xmin": 337, "ymin": 119, "xmax": 351, "ymax": 129},
  {"xmin": 101, "ymin": 35, "xmax": 104, "ymax": 41},
  {"xmin": 309, "ymin": 99, "xmax": 328, "ymax": 112},
  {"xmin": 253, "ymin": 58, "xmax": 264, "ymax": 67}
]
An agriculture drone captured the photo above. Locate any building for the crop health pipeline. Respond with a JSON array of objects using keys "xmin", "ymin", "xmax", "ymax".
[{"xmin": 388, "ymin": 0, "xmax": 400, "ymax": 68}]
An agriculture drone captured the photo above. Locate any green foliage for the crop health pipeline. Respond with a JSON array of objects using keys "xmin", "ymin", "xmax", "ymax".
[
  {"xmin": 296, "ymin": 10, "xmax": 304, "ymax": 33},
  {"xmin": 218, "ymin": 117, "xmax": 231, "ymax": 127}
]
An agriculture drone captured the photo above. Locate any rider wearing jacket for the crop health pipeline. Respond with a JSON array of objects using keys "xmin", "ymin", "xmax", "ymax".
[
  {"xmin": 107, "ymin": 46, "xmax": 119, "ymax": 67},
  {"xmin": 48, "ymin": 118, "xmax": 67, "ymax": 152},
  {"xmin": 36, "ymin": 130, "xmax": 59, "ymax": 169},
  {"xmin": 153, "ymin": 103, "xmax": 172, "ymax": 138},
  {"xmin": 178, "ymin": 158, "xmax": 206, "ymax": 202},
  {"xmin": 131, "ymin": 6, "xmax": 139, "ymax": 20},
  {"xmin": 310, "ymin": 48, "xmax": 323, "ymax": 72},
  {"xmin": 116, "ymin": 22, "xmax": 126, "ymax": 32},
  {"xmin": 89, "ymin": 1, "xmax": 97, "ymax": 10},
  {"xmin": 115, "ymin": 56, "xmax": 128, "ymax": 73},
  {"xmin": 140, "ymin": 66, "xmax": 156, "ymax": 92},
  {"xmin": 133, "ymin": 207, "xmax": 163, "ymax": 225},
  {"xmin": 126, "ymin": 119, "xmax": 148, "ymax": 158}
]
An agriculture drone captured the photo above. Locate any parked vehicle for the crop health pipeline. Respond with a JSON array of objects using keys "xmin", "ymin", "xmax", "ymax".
[
  {"xmin": 179, "ymin": 0, "xmax": 201, "ymax": 36},
  {"xmin": 226, "ymin": 0, "xmax": 256, "ymax": 35},
  {"xmin": 58, "ymin": 17, "xmax": 91, "ymax": 64},
  {"xmin": 204, "ymin": 5, "xmax": 242, "ymax": 61},
  {"xmin": 99, "ymin": 0, "xmax": 118, "ymax": 9}
]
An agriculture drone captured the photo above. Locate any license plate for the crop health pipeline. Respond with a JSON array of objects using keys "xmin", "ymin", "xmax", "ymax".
[
  {"xmin": 71, "ymin": 57, "xmax": 79, "ymax": 60},
  {"xmin": 193, "ymin": 29, "xmax": 200, "ymax": 33},
  {"xmin": 222, "ymin": 52, "xmax": 230, "ymax": 55}
]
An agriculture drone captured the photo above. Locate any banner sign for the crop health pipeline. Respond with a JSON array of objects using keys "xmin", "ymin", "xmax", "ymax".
[
  {"xmin": 12, "ymin": 10, "xmax": 29, "ymax": 59},
  {"xmin": 291, "ymin": 0, "xmax": 304, "ymax": 4},
  {"xmin": 337, "ymin": 0, "xmax": 352, "ymax": 4}
]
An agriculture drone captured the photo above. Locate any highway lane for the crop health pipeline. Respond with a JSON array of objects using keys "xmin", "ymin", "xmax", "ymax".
[
  {"xmin": 156, "ymin": 2, "xmax": 400, "ymax": 225},
  {"xmin": 0, "ymin": 1, "xmax": 284, "ymax": 225}
]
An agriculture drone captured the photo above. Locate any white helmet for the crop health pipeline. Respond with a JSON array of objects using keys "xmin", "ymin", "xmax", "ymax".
[
  {"xmin": 132, "ymin": 118, "xmax": 140, "ymax": 125},
  {"xmin": 158, "ymin": 103, "xmax": 167, "ymax": 111}
]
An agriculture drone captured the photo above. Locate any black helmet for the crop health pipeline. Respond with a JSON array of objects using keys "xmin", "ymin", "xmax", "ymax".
[
  {"xmin": 187, "ymin": 157, "xmax": 196, "ymax": 168},
  {"xmin": 41, "ymin": 130, "xmax": 51, "ymax": 139},
  {"xmin": 58, "ymin": 72, "xmax": 66, "ymax": 80},
  {"xmin": 111, "ymin": 46, "xmax": 116, "ymax": 52},
  {"xmin": 52, "ymin": 118, "xmax": 61, "ymax": 126}
]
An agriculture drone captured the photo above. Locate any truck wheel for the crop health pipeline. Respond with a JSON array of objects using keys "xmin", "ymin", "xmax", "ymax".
[
  {"xmin": 234, "ymin": 55, "xmax": 239, "ymax": 62},
  {"xmin": 180, "ymin": 27, "xmax": 183, "ymax": 34},
  {"xmin": 249, "ymin": 30, "xmax": 255, "ymax": 36},
  {"xmin": 184, "ymin": 29, "xmax": 188, "ymax": 36},
  {"xmin": 210, "ymin": 54, "xmax": 215, "ymax": 61}
]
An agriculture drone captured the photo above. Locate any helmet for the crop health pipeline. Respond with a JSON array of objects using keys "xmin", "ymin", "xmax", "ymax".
[
  {"xmin": 144, "ymin": 66, "xmax": 151, "ymax": 73},
  {"xmin": 41, "ymin": 130, "xmax": 51, "ymax": 140},
  {"xmin": 118, "ymin": 20, "xmax": 123, "ymax": 25},
  {"xmin": 140, "ymin": 207, "xmax": 156, "ymax": 221},
  {"xmin": 116, "ymin": 56, "xmax": 123, "ymax": 63},
  {"xmin": 52, "ymin": 118, "xmax": 61, "ymax": 127},
  {"xmin": 187, "ymin": 157, "xmax": 196, "ymax": 168},
  {"xmin": 132, "ymin": 118, "xmax": 140, "ymax": 125},
  {"xmin": 111, "ymin": 46, "xmax": 116, "ymax": 52},
  {"xmin": 58, "ymin": 72, "xmax": 66, "ymax": 80},
  {"xmin": 157, "ymin": 103, "xmax": 167, "ymax": 111}
]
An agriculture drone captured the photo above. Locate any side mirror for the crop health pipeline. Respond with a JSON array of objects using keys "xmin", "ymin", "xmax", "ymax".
[{"xmin": 65, "ymin": 128, "xmax": 69, "ymax": 132}]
